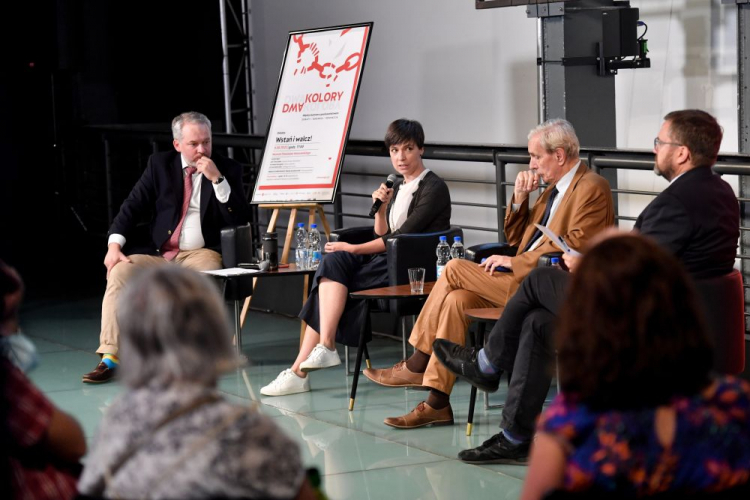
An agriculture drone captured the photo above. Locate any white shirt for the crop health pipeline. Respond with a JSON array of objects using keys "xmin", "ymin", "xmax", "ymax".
[
  {"xmin": 389, "ymin": 168, "xmax": 430, "ymax": 232},
  {"xmin": 670, "ymin": 171, "xmax": 686, "ymax": 184},
  {"xmin": 519, "ymin": 161, "xmax": 580, "ymax": 251},
  {"xmin": 107, "ymin": 155, "xmax": 231, "ymax": 251}
]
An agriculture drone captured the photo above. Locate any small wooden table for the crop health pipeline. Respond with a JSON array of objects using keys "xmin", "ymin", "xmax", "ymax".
[
  {"xmin": 348, "ymin": 282, "xmax": 435, "ymax": 411},
  {"xmin": 209, "ymin": 264, "xmax": 316, "ymax": 357}
]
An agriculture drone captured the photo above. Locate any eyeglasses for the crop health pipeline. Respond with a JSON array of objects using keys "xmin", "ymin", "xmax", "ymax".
[{"xmin": 654, "ymin": 137, "xmax": 682, "ymax": 149}]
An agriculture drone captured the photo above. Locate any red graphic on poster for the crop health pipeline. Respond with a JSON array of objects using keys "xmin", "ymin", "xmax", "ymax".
[{"xmin": 292, "ymin": 33, "xmax": 364, "ymax": 87}]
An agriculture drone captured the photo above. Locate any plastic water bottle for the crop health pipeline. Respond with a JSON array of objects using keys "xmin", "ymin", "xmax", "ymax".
[
  {"xmin": 295, "ymin": 223, "xmax": 308, "ymax": 270},
  {"xmin": 450, "ymin": 236, "xmax": 465, "ymax": 260},
  {"xmin": 550, "ymin": 257, "xmax": 561, "ymax": 270},
  {"xmin": 436, "ymin": 236, "xmax": 451, "ymax": 279},
  {"xmin": 308, "ymin": 224, "xmax": 322, "ymax": 270}
]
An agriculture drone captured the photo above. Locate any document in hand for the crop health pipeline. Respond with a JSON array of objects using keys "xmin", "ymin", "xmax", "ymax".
[{"xmin": 533, "ymin": 224, "xmax": 583, "ymax": 257}]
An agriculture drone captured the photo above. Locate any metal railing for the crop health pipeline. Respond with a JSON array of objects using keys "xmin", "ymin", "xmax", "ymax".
[{"xmin": 84, "ymin": 125, "xmax": 750, "ymax": 249}]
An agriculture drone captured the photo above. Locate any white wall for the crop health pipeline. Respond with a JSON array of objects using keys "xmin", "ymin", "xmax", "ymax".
[
  {"xmin": 250, "ymin": 0, "xmax": 741, "ymax": 244},
  {"xmin": 616, "ymin": 0, "xmax": 739, "ymax": 226},
  {"xmin": 252, "ymin": 0, "xmax": 538, "ymax": 143}
]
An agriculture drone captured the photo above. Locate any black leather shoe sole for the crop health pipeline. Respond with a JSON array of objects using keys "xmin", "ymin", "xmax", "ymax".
[
  {"xmin": 432, "ymin": 340, "xmax": 501, "ymax": 393},
  {"xmin": 459, "ymin": 454, "xmax": 529, "ymax": 465},
  {"xmin": 458, "ymin": 434, "xmax": 530, "ymax": 464}
]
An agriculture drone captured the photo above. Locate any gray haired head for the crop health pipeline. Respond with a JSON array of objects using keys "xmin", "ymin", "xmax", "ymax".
[
  {"xmin": 528, "ymin": 118, "xmax": 580, "ymax": 161},
  {"xmin": 117, "ymin": 265, "xmax": 235, "ymax": 388},
  {"xmin": 172, "ymin": 111, "xmax": 212, "ymax": 141}
]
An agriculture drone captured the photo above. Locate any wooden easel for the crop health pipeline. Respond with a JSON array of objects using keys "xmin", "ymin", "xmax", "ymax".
[{"xmin": 239, "ymin": 203, "xmax": 331, "ymax": 346}]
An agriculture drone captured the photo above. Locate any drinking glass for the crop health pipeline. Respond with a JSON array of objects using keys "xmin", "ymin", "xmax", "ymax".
[{"xmin": 408, "ymin": 267, "xmax": 425, "ymax": 294}]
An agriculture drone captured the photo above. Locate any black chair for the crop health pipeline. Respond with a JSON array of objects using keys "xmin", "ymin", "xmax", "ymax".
[
  {"xmin": 465, "ymin": 242, "xmax": 518, "ymax": 263},
  {"xmin": 220, "ymin": 223, "xmax": 255, "ymax": 270},
  {"xmin": 466, "ymin": 241, "xmax": 564, "ymax": 268},
  {"xmin": 219, "ymin": 224, "xmax": 256, "ymax": 353},
  {"xmin": 331, "ymin": 225, "xmax": 463, "ymax": 372},
  {"xmin": 695, "ymin": 269, "xmax": 746, "ymax": 375}
]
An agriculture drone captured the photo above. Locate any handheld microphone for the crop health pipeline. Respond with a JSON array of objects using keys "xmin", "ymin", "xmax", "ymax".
[{"xmin": 369, "ymin": 174, "xmax": 398, "ymax": 217}]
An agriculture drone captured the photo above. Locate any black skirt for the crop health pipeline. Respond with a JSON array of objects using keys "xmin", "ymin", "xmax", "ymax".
[{"xmin": 298, "ymin": 251, "xmax": 388, "ymax": 346}]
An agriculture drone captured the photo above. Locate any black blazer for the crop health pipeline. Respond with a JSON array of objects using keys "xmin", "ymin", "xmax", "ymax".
[
  {"xmin": 635, "ymin": 166, "xmax": 739, "ymax": 279},
  {"xmin": 109, "ymin": 151, "xmax": 251, "ymax": 255},
  {"xmin": 379, "ymin": 170, "xmax": 451, "ymax": 244}
]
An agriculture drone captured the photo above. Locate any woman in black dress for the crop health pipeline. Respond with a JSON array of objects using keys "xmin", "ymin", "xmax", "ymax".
[{"xmin": 261, "ymin": 119, "xmax": 451, "ymax": 397}]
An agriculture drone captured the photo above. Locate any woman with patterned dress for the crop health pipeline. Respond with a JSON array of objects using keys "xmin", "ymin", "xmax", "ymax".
[{"xmin": 521, "ymin": 234, "xmax": 750, "ymax": 499}]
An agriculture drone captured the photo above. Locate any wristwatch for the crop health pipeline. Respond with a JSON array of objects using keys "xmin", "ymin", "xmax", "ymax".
[{"xmin": 213, "ymin": 176, "xmax": 225, "ymax": 185}]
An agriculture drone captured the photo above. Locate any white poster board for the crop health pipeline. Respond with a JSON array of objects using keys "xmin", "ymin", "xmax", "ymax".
[{"xmin": 252, "ymin": 23, "xmax": 373, "ymax": 204}]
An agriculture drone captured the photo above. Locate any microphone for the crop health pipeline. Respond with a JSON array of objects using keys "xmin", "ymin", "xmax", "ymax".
[{"xmin": 369, "ymin": 174, "xmax": 398, "ymax": 217}]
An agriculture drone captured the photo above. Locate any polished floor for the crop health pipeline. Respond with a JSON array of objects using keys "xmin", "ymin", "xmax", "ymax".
[{"xmin": 21, "ymin": 294, "xmax": 557, "ymax": 500}]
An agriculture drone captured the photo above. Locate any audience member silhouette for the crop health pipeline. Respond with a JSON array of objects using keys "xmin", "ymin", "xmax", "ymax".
[
  {"xmin": 78, "ymin": 266, "xmax": 316, "ymax": 499},
  {"xmin": 520, "ymin": 235, "xmax": 750, "ymax": 499},
  {"xmin": 1, "ymin": 259, "xmax": 86, "ymax": 500}
]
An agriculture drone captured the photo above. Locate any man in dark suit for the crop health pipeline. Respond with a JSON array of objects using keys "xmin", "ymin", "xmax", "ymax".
[
  {"xmin": 82, "ymin": 111, "xmax": 251, "ymax": 383},
  {"xmin": 434, "ymin": 109, "xmax": 739, "ymax": 463}
]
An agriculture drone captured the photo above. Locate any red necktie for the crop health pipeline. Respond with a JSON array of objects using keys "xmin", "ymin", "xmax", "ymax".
[{"xmin": 161, "ymin": 166, "xmax": 197, "ymax": 261}]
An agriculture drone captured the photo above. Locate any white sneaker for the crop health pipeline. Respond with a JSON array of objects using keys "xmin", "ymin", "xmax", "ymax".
[
  {"xmin": 299, "ymin": 343, "xmax": 342, "ymax": 372},
  {"xmin": 260, "ymin": 369, "xmax": 310, "ymax": 396}
]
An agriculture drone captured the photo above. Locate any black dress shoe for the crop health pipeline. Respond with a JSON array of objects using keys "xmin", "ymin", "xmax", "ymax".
[
  {"xmin": 469, "ymin": 432, "xmax": 503, "ymax": 453},
  {"xmin": 458, "ymin": 432, "xmax": 530, "ymax": 464},
  {"xmin": 432, "ymin": 339, "xmax": 501, "ymax": 392}
]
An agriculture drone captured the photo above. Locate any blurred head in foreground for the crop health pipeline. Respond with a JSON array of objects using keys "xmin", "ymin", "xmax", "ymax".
[
  {"xmin": 117, "ymin": 266, "xmax": 235, "ymax": 388},
  {"xmin": 556, "ymin": 233, "xmax": 713, "ymax": 410}
]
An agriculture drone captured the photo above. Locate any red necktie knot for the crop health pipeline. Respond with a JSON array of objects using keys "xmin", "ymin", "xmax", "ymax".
[{"xmin": 161, "ymin": 167, "xmax": 198, "ymax": 261}]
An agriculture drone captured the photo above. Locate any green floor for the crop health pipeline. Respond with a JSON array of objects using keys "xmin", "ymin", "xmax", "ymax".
[{"xmin": 21, "ymin": 295, "xmax": 554, "ymax": 499}]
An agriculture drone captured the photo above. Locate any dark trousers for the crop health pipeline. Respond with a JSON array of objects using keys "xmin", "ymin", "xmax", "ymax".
[
  {"xmin": 299, "ymin": 251, "xmax": 388, "ymax": 346},
  {"xmin": 484, "ymin": 266, "xmax": 570, "ymax": 439}
]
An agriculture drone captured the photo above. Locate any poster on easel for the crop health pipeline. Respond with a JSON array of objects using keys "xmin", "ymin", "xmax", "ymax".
[{"xmin": 251, "ymin": 22, "xmax": 373, "ymax": 204}]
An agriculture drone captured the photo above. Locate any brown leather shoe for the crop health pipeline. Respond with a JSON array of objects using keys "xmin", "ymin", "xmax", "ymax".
[
  {"xmin": 384, "ymin": 401, "xmax": 454, "ymax": 429},
  {"xmin": 363, "ymin": 360, "xmax": 424, "ymax": 388},
  {"xmin": 82, "ymin": 362, "xmax": 117, "ymax": 384}
]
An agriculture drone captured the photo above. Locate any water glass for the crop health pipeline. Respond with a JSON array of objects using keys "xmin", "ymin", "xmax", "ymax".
[{"xmin": 408, "ymin": 267, "xmax": 425, "ymax": 294}]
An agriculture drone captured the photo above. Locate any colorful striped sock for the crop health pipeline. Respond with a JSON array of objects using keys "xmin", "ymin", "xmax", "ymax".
[{"xmin": 102, "ymin": 353, "xmax": 119, "ymax": 369}]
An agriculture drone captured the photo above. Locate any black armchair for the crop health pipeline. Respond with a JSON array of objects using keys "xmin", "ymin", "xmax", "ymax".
[
  {"xmin": 466, "ymin": 242, "xmax": 563, "ymax": 268},
  {"xmin": 331, "ymin": 225, "xmax": 463, "ymax": 366},
  {"xmin": 331, "ymin": 225, "xmax": 464, "ymax": 290},
  {"xmin": 219, "ymin": 224, "xmax": 256, "ymax": 353},
  {"xmin": 220, "ymin": 223, "xmax": 254, "ymax": 268},
  {"xmin": 465, "ymin": 242, "xmax": 517, "ymax": 263},
  {"xmin": 537, "ymin": 252, "xmax": 564, "ymax": 267},
  {"xmin": 329, "ymin": 226, "xmax": 376, "ymax": 246},
  {"xmin": 220, "ymin": 223, "xmax": 256, "ymax": 295},
  {"xmin": 695, "ymin": 269, "xmax": 746, "ymax": 375}
]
